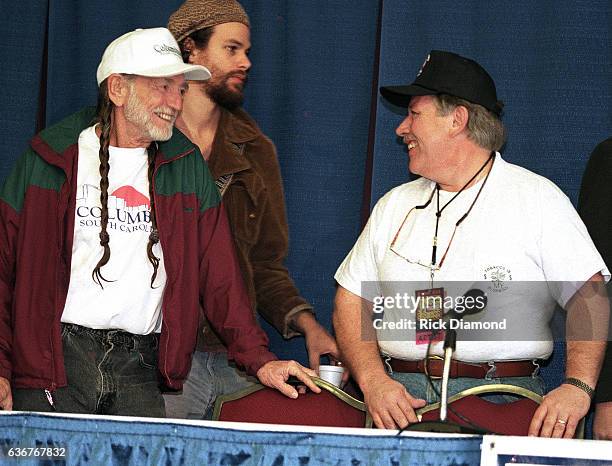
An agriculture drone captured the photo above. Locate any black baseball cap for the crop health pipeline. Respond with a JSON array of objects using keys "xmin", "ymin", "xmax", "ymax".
[{"xmin": 380, "ymin": 50, "xmax": 504, "ymax": 116}]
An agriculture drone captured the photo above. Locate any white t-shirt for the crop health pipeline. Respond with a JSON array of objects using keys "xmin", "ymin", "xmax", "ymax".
[
  {"xmin": 335, "ymin": 154, "xmax": 609, "ymax": 362},
  {"xmin": 61, "ymin": 125, "xmax": 167, "ymax": 334}
]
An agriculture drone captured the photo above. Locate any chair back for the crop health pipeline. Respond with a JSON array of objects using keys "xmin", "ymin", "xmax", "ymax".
[
  {"xmin": 418, "ymin": 384, "xmax": 539, "ymax": 436},
  {"xmin": 212, "ymin": 377, "xmax": 372, "ymax": 428},
  {"xmin": 415, "ymin": 383, "xmax": 583, "ymax": 437}
]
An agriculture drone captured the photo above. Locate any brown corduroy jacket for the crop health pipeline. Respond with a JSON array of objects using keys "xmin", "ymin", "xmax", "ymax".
[{"xmin": 198, "ymin": 107, "xmax": 314, "ymax": 351}]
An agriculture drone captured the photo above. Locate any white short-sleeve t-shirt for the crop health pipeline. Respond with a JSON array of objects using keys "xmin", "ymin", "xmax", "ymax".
[
  {"xmin": 61, "ymin": 125, "xmax": 167, "ymax": 335},
  {"xmin": 335, "ymin": 155, "xmax": 609, "ymax": 362}
]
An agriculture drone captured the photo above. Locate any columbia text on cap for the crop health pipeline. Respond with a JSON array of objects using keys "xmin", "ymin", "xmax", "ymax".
[{"xmin": 96, "ymin": 27, "xmax": 211, "ymax": 86}]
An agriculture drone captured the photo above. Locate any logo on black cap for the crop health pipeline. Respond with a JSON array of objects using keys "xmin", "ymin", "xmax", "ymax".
[{"xmin": 417, "ymin": 54, "xmax": 430, "ymax": 77}]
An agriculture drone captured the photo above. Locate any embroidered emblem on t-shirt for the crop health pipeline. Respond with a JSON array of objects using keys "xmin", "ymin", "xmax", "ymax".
[{"xmin": 483, "ymin": 265, "xmax": 512, "ymax": 293}]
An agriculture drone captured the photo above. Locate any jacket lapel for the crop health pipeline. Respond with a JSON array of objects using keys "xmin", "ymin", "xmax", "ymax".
[{"xmin": 208, "ymin": 108, "xmax": 259, "ymax": 180}]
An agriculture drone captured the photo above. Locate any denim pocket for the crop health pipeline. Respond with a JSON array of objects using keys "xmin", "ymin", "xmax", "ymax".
[{"xmin": 137, "ymin": 349, "xmax": 158, "ymax": 370}]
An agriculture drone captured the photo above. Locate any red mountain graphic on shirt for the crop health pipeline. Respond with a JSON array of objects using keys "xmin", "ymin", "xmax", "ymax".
[{"xmin": 111, "ymin": 186, "xmax": 150, "ymax": 208}]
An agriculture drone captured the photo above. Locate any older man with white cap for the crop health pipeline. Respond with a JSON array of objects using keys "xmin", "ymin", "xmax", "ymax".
[{"xmin": 0, "ymin": 27, "xmax": 318, "ymax": 417}]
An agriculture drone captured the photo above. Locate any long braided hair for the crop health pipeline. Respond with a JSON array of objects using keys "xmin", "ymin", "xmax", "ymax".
[
  {"xmin": 146, "ymin": 143, "xmax": 161, "ymax": 287},
  {"xmin": 92, "ymin": 77, "xmax": 161, "ymax": 289}
]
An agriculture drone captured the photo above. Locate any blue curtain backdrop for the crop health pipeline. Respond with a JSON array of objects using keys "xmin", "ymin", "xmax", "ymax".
[
  {"xmin": 0, "ymin": 0, "xmax": 610, "ymax": 397},
  {"xmin": 0, "ymin": 2, "xmax": 48, "ymax": 182}
]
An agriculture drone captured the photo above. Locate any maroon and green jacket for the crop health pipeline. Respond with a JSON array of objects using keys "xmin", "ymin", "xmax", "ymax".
[{"xmin": 0, "ymin": 107, "xmax": 276, "ymax": 392}]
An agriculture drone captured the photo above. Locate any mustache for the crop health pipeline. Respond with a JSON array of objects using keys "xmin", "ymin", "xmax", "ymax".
[
  {"xmin": 153, "ymin": 107, "xmax": 178, "ymax": 120},
  {"xmin": 225, "ymin": 71, "xmax": 248, "ymax": 83}
]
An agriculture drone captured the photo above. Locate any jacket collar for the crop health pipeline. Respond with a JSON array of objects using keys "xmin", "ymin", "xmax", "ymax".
[
  {"xmin": 207, "ymin": 107, "xmax": 261, "ymax": 179},
  {"xmin": 33, "ymin": 107, "xmax": 98, "ymax": 174},
  {"xmin": 157, "ymin": 127, "xmax": 197, "ymax": 164}
]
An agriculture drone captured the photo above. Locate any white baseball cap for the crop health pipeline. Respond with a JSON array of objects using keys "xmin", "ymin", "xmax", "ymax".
[{"xmin": 96, "ymin": 27, "xmax": 211, "ymax": 85}]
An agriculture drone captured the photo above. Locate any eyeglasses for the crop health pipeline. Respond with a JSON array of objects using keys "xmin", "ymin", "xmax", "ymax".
[
  {"xmin": 388, "ymin": 187, "xmax": 447, "ymax": 274},
  {"xmin": 389, "ymin": 153, "xmax": 495, "ymax": 277}
]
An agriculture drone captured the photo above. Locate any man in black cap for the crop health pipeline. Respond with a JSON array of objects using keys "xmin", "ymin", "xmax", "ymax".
[{"xmin": 333, "ymin": 50, "xmax": 609, "ymax": 437}]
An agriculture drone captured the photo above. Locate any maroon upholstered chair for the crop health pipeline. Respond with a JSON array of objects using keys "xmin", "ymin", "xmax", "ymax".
[
  {"xmin": 212, "ymin": 377, "xmax": 372, "ymax": 428},
  {"xmin": 415, "ymin": 383, "xmax": 583, "ymax": 437}
]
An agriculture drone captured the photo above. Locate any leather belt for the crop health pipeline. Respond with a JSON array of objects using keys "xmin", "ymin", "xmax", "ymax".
[{"xmin": 387, "ymin": 357, "xmax": 537, "ymax": 379}]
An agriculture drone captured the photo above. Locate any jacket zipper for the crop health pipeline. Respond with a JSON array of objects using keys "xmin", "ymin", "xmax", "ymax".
[
  {"xmin": 152, "ymin": 147, "xmax": 194, "ymax": 386},
  {"xmin": 38, "ymin": 141, "xmax": 75, "ymax": 395}
]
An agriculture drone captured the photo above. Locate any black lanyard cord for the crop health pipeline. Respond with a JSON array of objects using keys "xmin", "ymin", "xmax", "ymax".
[{"xmin": 431, "ymin": 152, "xmax": 495, "ymax": 266}]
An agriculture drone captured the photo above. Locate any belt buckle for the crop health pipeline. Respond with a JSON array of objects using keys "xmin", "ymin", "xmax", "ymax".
[
  {"xmin": 424, "ymin": 355, "xmax": 444, "ymax": 380},
  {"xmin": 485, "ymin": 360, "xmax": 496, "ymax": 380},
  {"xmin": 531, "ymin": 359, "xmax": 540, "ymax": 378},
  {"xmin": 383, "ymin": 355, "xmax": 393, "ymax": 375}
]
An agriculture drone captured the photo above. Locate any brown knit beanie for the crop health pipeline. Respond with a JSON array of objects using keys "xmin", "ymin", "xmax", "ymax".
[{"xmin": 168, "ymin": 0, "xmax": 250, "ymax": 43}]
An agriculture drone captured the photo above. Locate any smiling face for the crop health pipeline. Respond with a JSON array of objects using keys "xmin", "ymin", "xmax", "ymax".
[
  {"xmin": 188, "ymin": 22, "xmax": 251, "ymax": 109},
  {"xmin": 123, "ymin": 75, "xmax": 187, "ymax": 143},
  {"xmin": 395, "ymin": 95, "xmax": 455, "ymax": 179}
]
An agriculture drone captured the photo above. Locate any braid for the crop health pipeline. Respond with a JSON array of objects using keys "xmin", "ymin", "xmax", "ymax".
[
  {"xmin": 146, "ymin": 144, "xmax": 160, "ymax": 288},
  {"xmin": 92, "ymin": 82, "xmax": 115, "ymax": 288}
]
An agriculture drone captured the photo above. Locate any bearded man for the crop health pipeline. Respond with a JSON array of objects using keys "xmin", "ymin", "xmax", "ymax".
[{"xmin": 164, "ymin": 0, "xmax": 341, "ymax": 419}]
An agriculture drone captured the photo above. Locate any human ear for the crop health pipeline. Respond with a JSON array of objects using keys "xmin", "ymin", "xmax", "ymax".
[
  {"xmin": 107, "ymin": 74, "xmax": 130, "ymax": 107},
  {"xmin": 451, "ymin": 105, "xmax": 469, "ymax": 133},
  {"xmin": 182, "ymin": 38, "xmax": 197, "ymax": 63}
]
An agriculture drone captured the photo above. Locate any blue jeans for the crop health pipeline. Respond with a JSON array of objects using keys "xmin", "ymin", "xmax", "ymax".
[
  {"xmin": 390, "ymin": 371, "xmax": 545, "ymax": 404},
  {"xmin": 163, "ymin": 351, "xmax": 258, "ymax": 419},
  {"xmin": 12, "ymin": 323, "xmax": 165, "ymax": 417}
]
